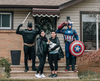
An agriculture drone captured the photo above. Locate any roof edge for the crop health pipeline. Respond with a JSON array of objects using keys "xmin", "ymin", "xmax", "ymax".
[
  {"xmin": 59, "ymin": 0, "xmax": 83, "ymax": 10},
  {"xmin": 0, "ymin": 5, "xmax": 59, "ymax": 9}
]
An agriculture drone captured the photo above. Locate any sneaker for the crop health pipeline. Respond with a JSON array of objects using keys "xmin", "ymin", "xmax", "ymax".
[
  {"xmin": 32, "ymin": 67, "xmax": 37, "ymax": 71},
  {"xmin": 48, "ymin": 74, "xmax": 54, "ymax": 77},
  {"xmin": 74, "ymin": 69, "xmax": 77, "ymax": 72},
  {"xmin": 41, "ymin": 74, "xmax": 46, "ymax": 78},
  {"xmin": 65, "ymin": 69, "xmax": 70, "ymax": 72},
  {"xmin": 65, "ymin": 69, "xmax": 68, "ymax": 72},
  {"xmin": 24, "ymin": 68, "xmax": 29, "ymax": 72},
  {"xmin": 35, "ymin": 73, "xmax": 41, "ymax": 78},
  {"xmin": 52, "ymin": 74, "xmax": 57, "ymax": 77}
]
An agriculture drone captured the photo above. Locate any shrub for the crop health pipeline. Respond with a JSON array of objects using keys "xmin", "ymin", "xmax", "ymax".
[
  {"xmin": 0, "ymin": 57, "xmax": 11, "ymax": 78},
  {"xmin": 78, "ymin": 48, "xmax": 100, "ymax": 66}
]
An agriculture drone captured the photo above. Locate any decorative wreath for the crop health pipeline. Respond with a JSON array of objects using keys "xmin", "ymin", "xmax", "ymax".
[{"xmin": 39, "ymin": 17, "xmax": 54, "ymax": 34}]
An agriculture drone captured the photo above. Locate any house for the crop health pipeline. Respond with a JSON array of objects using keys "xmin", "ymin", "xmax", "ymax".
[{"xmin": 0, "ymin": 0, "xmax": 99, "ymax": 62}]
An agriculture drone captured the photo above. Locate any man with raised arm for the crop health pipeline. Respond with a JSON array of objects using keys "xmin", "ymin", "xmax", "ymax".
[
  {"xmin": 56, "ymin": 19, "xmax": 79, "ymax": 72},
  {"xmin": 16, "ymin": 22, "xmax": 41, "ymax": 72}
]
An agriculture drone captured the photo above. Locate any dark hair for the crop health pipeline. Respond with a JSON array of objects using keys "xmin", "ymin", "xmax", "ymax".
[
  {"xmin": 40, "ymin": 30, "xmax": 44, "ymax": 33},
  {"xmin": 40, "ymin": 30, "xmax": 45, "ymax": 37},
  {"xmin": 39, "ymin": 30, "xmax": 47, "ymax": 42},
  {"xmin": 51, "ymin": 30, "xmax": 55, "ymax": 33}
]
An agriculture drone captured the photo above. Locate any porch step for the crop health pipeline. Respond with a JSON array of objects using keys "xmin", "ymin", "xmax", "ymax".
[
  {"xmin": 10, "ymin": 71, "xmax": 78, "ymax": 77},
  {"xmin": 10, "ymin": 63, "xmax": 78, "ymax": 71},
  {"xmin": 10, "ymin": 63, "xmax": 79, "ymax": 79}
]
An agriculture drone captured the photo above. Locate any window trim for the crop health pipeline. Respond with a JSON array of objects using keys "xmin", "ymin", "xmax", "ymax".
[
  {"xmin": 80, "ymin": 11, "xmax": 100, "ymax": 51},
  {"xmin": 0, "ymin": 12, "xmax": 13, "ymax": 30}
]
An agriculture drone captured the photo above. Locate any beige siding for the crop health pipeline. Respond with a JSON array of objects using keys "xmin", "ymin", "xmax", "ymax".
[
  {"xmin": 14, "ymin": 10, "xmax": 34, "ymax": 29},
  {"xmin": 57, "ymin": 0, "xmax": 99, "ymax": 51}
]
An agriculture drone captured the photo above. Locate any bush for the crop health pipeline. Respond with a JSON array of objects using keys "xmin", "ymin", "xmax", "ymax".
[
  {"xmin": 0, "ymin": 57, "xmax": 11, "ymax": 78},
  {"xmin": 78, "ymin": 48, "xmax": 100, "ymax": 66}
]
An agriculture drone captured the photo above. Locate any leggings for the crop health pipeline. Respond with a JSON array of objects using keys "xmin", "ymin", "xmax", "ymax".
[
  {"xmin": 48, "ymin": 54, "xmax": 58, "ymax": 71},
  {"xmin": 37, "ymin": 52, "xmax": 46, "ymax": 74}
]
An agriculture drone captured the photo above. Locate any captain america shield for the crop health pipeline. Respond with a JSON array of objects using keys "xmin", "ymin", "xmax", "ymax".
[{"xmin": 69, "ymin": 41, "xmax": 85, "ymax": 57}]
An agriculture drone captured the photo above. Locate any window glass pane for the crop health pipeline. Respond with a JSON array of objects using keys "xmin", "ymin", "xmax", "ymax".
[
  {"xmin": 82, "ymin": 14, "xmax": 96, "ymax": 50},
  {"xmin": 2, "ymin": 14, "xmax": 10, "ymax": 27},
  {"xmin": 98, "ymin": 15, "xmax": 100, "ymax": 48},
  {"xmin": 0, "ymin": 14, "xmax": 1, "ymax": 27}
]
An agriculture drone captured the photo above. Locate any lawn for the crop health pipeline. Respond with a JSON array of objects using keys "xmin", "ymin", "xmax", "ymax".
[{"xmin": 0, "ymin": 79, "xmax": 100, "ymax": 81}]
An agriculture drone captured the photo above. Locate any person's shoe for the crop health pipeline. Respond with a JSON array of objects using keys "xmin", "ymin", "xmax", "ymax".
[
  {"xmin": 24, "ymin": 68, "xmax": 29, "ymax": 72},
  {"xmin": 65, "ymin": 69, "xmax": 70, "ymax": 72},
  {"xmin": 35, "ymin": 73, "xmax": 41, "ymax": 78},
  {"xmin": 48, "ymin": 74, "xmax": 54, "ymax": 77},
  {"xmin": 65, "ymin": 69, "xmax": 68, "ymax": 72},
  {"xmin": 73, "ymin": 69, "xmax": 77, "ymax": 72},
  {"xmin": 52, "ymin": 74, "xmax": 57, "ymax": 77},
  {"xmin": 40, "ymin": 74, "xmax": 46, "ymax": 78},
  {"xmin": 32, "ymin": 67, "xmax": 37, "ymax": 71}
]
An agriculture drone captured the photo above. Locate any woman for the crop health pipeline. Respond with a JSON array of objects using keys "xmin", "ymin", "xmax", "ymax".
[
  {"xmin": 35, "ymin": 30, "xmax": 48, "ymax": 78},
  {"xmin": 48, "ymin": 30, "xmax": 64, "ymax": 78}
]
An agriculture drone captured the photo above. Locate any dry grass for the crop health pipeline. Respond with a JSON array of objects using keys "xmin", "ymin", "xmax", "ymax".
[
  {"xmin": 0, "ymin": 72, "xmax": 8, "ymax": 79},
  {"xmin": 79, "ymin": 70, "xmax": 100, "ymax": 80},
  {"xmin": 0, "ymin": 79, "xmax": 100, "ymax": 81}
]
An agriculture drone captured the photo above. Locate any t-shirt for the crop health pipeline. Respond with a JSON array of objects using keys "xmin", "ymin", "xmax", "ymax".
[{"xmin": 49, "ymin": 51, "xmax": 59, "ymax": 54}]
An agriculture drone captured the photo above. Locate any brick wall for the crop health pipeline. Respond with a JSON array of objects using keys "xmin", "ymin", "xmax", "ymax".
[{"xmin": 0, "ymin": 30, "xmax": 24, "ymax": 62}]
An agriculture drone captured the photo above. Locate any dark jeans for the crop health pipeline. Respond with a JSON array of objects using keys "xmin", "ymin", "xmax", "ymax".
[
  {"xmin": 37, "ymin": 52, "xmax": 46, "ymax": 74},
  {"xmin": 24, "ymin": 45, "xmax": 35, "ymax": 69},
  {"xmin": 65, "ymin": 43, "xmax": 76, "ymax": 68},
  {"xmin": 48, "ymin": 54, "xmax": 58, "ymax": 71}
]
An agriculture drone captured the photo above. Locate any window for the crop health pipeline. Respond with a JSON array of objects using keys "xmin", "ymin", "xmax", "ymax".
[
  {"xmin": 0, "ymin": 13, "xmax": 12, "ymax": 29},
  {"xmin": 81, "ymin": 12, "xmax": 100, "ymax": 51}
]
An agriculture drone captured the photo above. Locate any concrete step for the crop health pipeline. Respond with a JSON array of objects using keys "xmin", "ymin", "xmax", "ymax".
[
  {"xmin": 11, "ymin": 67, "xmax": 65, "ymax": 71},
  {"xmin": 10, "ymin": 63, "xmax": 79, "ymax": 79},
  {"xmin": 10, "ymin": 71, "xmax": 78, "ymax": 77},
  {"xmin": 10, "ymin": 63, "xmax": 78, "ymax": 71}
]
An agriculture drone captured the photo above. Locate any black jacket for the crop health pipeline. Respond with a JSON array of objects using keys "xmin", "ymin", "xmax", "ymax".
[
  {"xmin": 36, "ymin": 37, "xmax": 48, "ymax": 56},
  {"xmin": 16, "ymin": 24, "xmax": 41, "ymax": 60},
  {"xmin": 16, "ymin": 25, "xmax": 40, "ymax": 44},
  {"xmin": 49, "ymin": 36, "xmax": 64, "ymax": 59}
]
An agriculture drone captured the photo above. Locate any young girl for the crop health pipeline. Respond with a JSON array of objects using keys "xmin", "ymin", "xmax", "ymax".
[{"xmin": 35, "ymin": 30, "xmax": 48, "ymax": 78}]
